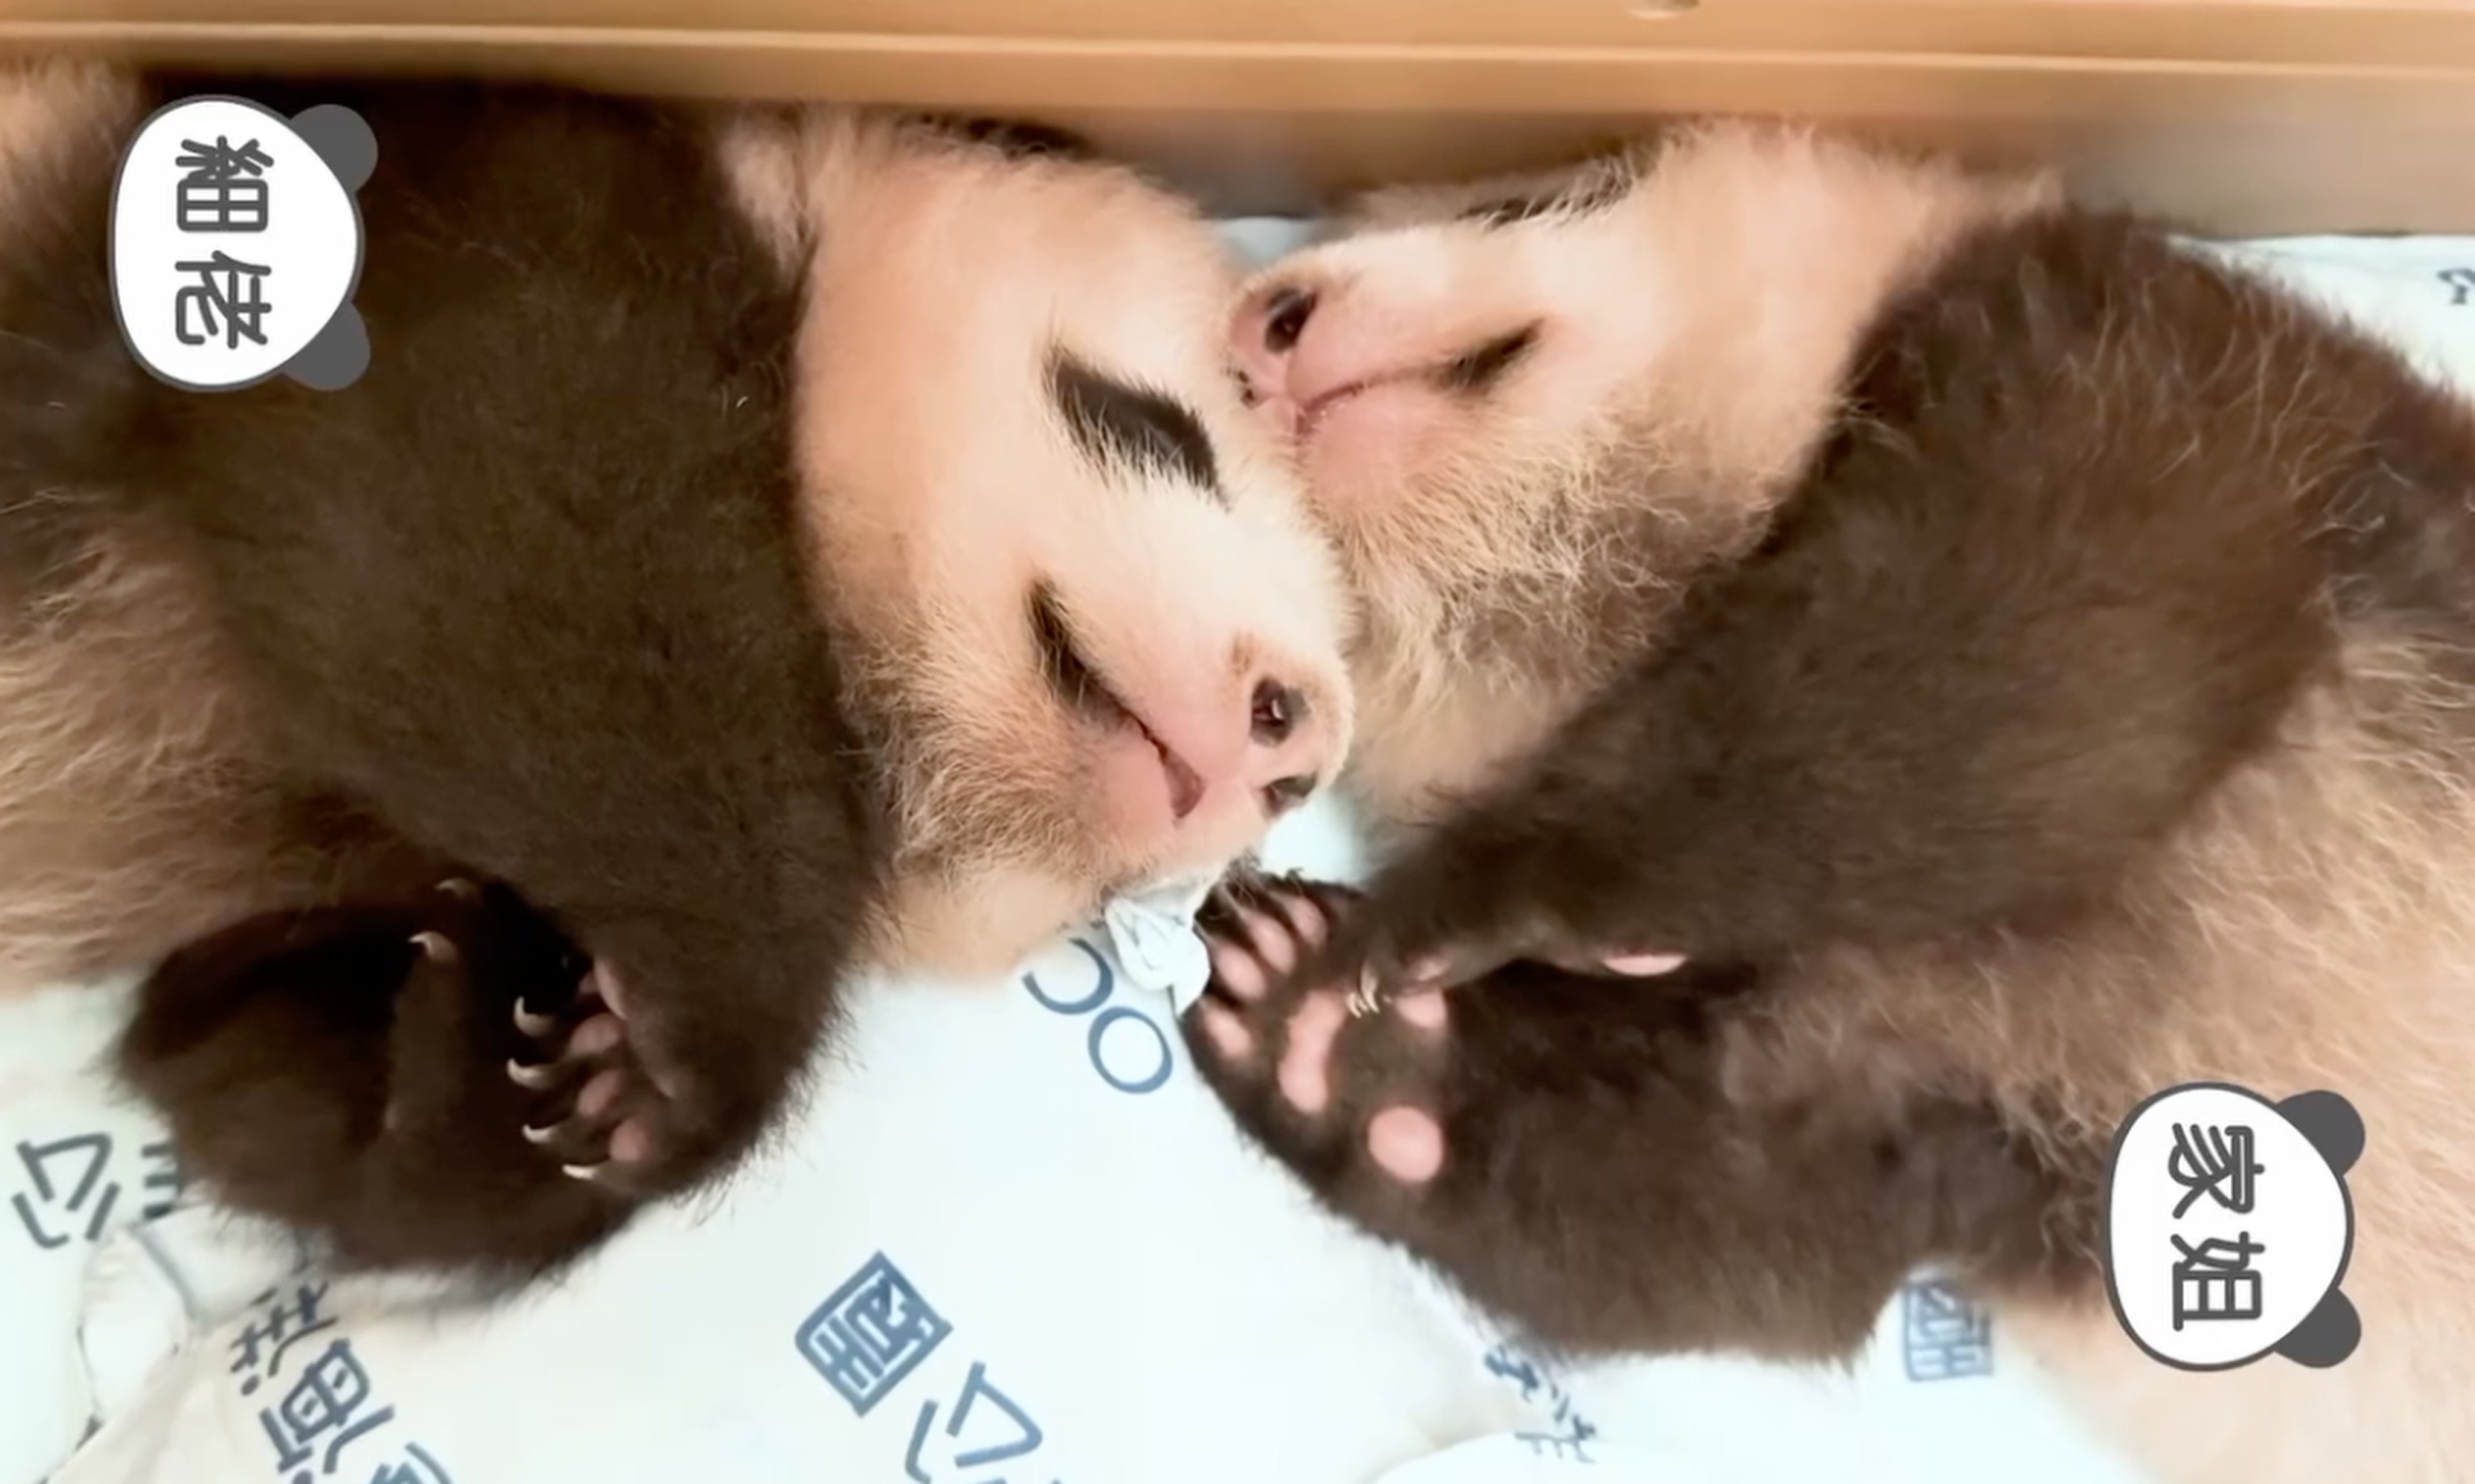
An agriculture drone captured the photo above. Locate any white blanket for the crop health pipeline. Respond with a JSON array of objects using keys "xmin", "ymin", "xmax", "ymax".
[
  {"xmin": 0, "ymin": 798, "xmax": 2131, "ymax": 1484},
  {"xmin": 7, "ymin": 228, "xmax": 2471, "ymax": 1484}
]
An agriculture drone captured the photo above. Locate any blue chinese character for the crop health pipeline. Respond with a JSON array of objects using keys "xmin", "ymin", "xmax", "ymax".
[
  {"xmin": 11, "ymin": 1134, "xmax": 120, "ymax": 1248},
  {"xmin": 260, "ymin": 1338, "xmax": 396, "ymax": 1482},
  {"xmin": 1543, "ymin": 1389, "xmax": 1598, "ymax": 1447},
  {"xmin": 1901, "ymin": 1277, "xmax": 1995, "ymax": 1381},
  {"xmin": 904, "ymin": 1362, "xmax": 1045, "ymax": 1483},
  {"xmin": 365, "ymin": 1444, "xmax": 453, "ymax": 1483},
  {"xmin": 139, "ymin": 1140, "xmax": 185, "ymax": 1219},
  {"xmin": 796, "ymin": 1253, "xmax": 954, "ymax": 1416},
  {"xmin": 1483, "ymin": 1344, "xmax": 1545, "ymax": 1404},
  {"xmin": 231, "ymin": 1283, "xmax": 339, "ymax": 1397},
  {"xmin": 1485, "ymin": 1343, "xmax": 1597, "ymax": 1442},
  {"xmin": 1517, "ymin": 1432, "xmax": 1597, "ymax": 1464}
]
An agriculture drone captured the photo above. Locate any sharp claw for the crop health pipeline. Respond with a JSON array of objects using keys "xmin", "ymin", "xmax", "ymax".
[
  {"xmin": 508, "ymin": 1059, "xmax": 560, "ymax": 1089},
  {"xmin": 435, "ymin": 878, "xmax": 482, "ymax": 902},
  {"xmin": 513, "ymin": 1001, "xmax": 559, "ymax": 1037},
  {"xmin": 410, "ymin": 931, "xmax": 457, "ymax": 964},
  {"xmin": 592, "ymin": 962, "xmax": 631, "ymax": 1021},
  {"xmin": 1345, "ymin": 964, "xmax": 1387, "ymax": 1019},
  {"xmin": 521, "ymin": 1122, "xmax": 558, "ymax": 1145},
  {"xmin": 561, "ymin": 1162, "xmax": 605, "ymax": 1181}
]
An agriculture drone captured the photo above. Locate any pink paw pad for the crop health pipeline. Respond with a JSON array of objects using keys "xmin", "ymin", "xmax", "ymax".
[
  {"xmin": 1367, "ymin": 1106, "xmax": 1445, "ymax": 1184},
  {"xmin": 576, "ymin": 1068, "xmax": 627, "ymax": 1121},
  {"xmin": 568, "ymin": 1014, "xmax": 625, "ymax": 1059},
  {"xmin": 1208, "ymin": 936, "xmax": 1268, "ymax": 1001},
  {"xmin": 1392, "ymin": 990, "xmax": 1448, "ymax": 1033},
  {"xmin": 1241, "ymin": 906, "xmax": 1298, "ymax": 976},
  {"xmin": 608, "ymin": 1118, "xmax": 654, "ymax": 1166},
  {"xmin": 1277, "ymin": 989, "xmax": 1347, "ymax": 1115},
  {"xmin": 1605, "ymin": 952, "xmax": 1688, "ymax": 976},
  {"xmin": 1198, "ymin": 1002, "xmax": 1255, "ymax": 1063},
  {"xmin": 1285, "ymin": 895, "xmax": 1331, "ymax": 951}
]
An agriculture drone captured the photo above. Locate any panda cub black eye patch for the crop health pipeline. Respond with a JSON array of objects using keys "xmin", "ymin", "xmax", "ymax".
[{"xmin": 1047, "ymin": 349, "xmax": 1222, "ymax": 501}]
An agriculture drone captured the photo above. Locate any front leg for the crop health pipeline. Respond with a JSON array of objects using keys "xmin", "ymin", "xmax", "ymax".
[
  {"xmin": 118, "ymin": 876, "xmax": 732, "ymax": 1282},
  {"xmin": 1183, "ymin": 875, "xmax": 2057, "ymax": 1363}
]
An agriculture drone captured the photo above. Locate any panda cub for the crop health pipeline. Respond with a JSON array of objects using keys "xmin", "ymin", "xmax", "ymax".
[
  {"xmin": 1186, "ymin": 124, "xmax": 2475, "ymax": 1483},
  {"xmin": 0, "ymin": 63, "xmax": 1350, "ymax": 1284}
]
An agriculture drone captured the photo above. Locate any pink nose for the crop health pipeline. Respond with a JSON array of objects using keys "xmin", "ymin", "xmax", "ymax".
[
  {"xmin": 1225, "ymin": 673, "xmax": 1326, "ymax": 819},
  {"xmin": 1143, "ymin": 664, "xmax": 1333, "ymax": 827},
  {"xmin": 1231, "ymin": 285, "xmax": 1317, "ymax": 404}
]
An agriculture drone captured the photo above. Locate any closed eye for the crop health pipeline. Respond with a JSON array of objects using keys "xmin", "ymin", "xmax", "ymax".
[
  {"xmin": 1458, "ymin": 193, "xmax": 1563, "ymax": 228},
  {"xmin": 1455, "ymin": 163, "xmax": 1633, "ymax": 229},
  {"xmin": 1047, "ymin": 348, "xmax": 1222, "ymax": 500},
  {"xmin": 1437, "ymin": 324, "xmax": 1542, "ymax": 395},
  {"xmin": 1028, "ymin": 579, "xmax": 1131, "ymax": 724}
]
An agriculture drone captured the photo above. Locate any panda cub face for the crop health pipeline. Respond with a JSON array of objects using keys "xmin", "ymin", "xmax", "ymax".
[
  {"xmin": 1218, "ymin": 150, "xmax": 1700, "ymax": 825},
  {"xmin": 754, "ymin": 118, "xmax": 1358, "ymax": 972},
  {"xmin": 1222, "ymin": 127, "xmax": 2052, "ymax": 827},
  {"xmin": 1228, "ymin": 152, "xmax": 1654, "ymax": 531}
]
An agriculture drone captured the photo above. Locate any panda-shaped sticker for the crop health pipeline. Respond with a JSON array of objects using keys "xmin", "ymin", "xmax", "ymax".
[
  {"xmin": 109, "ymin": 93, "xmax": 376, "ymax": 393},
  {"xmin": 2104, "ymin": 1081, "xmax": 2365, "ymax": 1370}
]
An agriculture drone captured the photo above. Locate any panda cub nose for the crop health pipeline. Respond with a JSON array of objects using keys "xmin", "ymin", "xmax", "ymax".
[
  {"xmin": 1253, "ymin": 678, "xmax": 1305, "ymax": 743},
  {"xmin": 1262, "ymin": 288, "xmax": 1317, "ymax": 354},
  {"xmin": 1248, "ymin": 677, "xmax": 1323, "ymax": 815}
]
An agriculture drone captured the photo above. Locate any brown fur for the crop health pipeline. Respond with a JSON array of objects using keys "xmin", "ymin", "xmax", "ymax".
[
  {"xmin": 0, "ymin": 65, "xmax": 1350, "ymax": 1285},
  {"xmin": 1188, "ymin": 123, "xmax": 2475, "ymax": 1482}
]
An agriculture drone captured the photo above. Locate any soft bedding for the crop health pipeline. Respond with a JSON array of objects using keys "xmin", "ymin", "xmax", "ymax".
[{"xmin": 5, "ymin": 225, "xmax": 2470, "ymax": 1484}]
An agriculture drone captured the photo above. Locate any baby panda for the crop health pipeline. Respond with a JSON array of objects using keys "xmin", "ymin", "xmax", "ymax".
[
  {"xmin": 1183, "ymin": 124, "xmax": 2475, "ymax": 1483},
  {"xmin": 0, "ymin": 63, "xmax": 1350, "ymax": 1285}
]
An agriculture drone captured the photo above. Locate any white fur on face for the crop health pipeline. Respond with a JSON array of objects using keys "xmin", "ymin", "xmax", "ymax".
[
  {"xmin": 724, "ymin": 115, "xmax": 1355, "ymax": 976},
  {"xmin": 1230, "ymin": 123, "xmax": 2054, "ymax": 830}
]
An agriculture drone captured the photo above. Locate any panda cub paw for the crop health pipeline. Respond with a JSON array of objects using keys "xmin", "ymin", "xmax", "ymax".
[
  {"xmin": 497, "ymin": 924, "xmax": 681, "ymax": 1188},
  {"xmin": 375, "ymin": 877, "xmax": 683, "ymax": 1189},
  {"xmin": 1181, "ymin": 873, "xmax": 1457, "ymax": 1195},
  {"xmin": 1180, "ymin": 871, "xmax": 1697, "ymax": 1227},
  {"xmin": 120, "ymin": 876, "xmax": 682, "ymax": 1276}
]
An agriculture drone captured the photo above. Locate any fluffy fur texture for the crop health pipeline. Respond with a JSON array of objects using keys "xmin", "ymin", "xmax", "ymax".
[
  {"xmin": 1184, "ymin": 123, "xmax": 2475, "ymax": 1482},
  {"xmin": 0, "ymin": 62, "xmax": 1351, "ymax": 1285}
]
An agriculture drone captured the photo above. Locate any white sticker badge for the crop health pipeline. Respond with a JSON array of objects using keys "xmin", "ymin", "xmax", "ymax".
[
  {"xmin": 2103, "ymin": 1081, "xmax": 2364, "ymax": 1372},
  {"xmin": 109, "ymin": 94, "xmax": 375, "ymax": 392}
]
